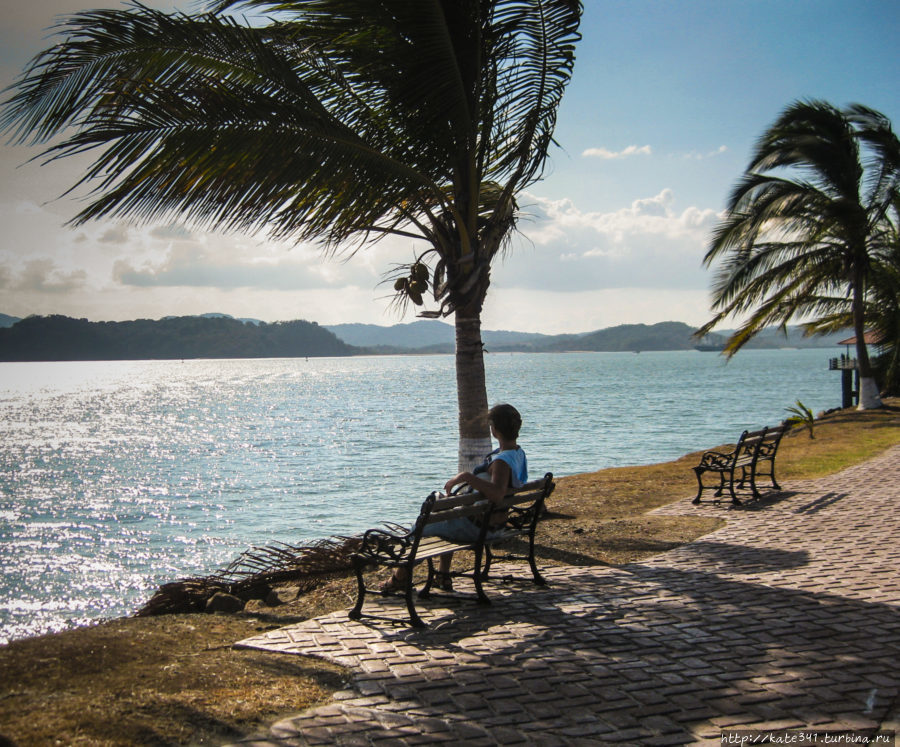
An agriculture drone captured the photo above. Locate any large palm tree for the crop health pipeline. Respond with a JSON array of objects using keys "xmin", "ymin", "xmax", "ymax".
[
  {"xmin": 1, "ymin": 0, "xmax": 581, "ymax": 467},
  {"xmin": 802, "ymin": 223, "xmax": 900, "ymax": 395},
  {"xmin": 698, "ymin": 101, "xmax": 900, "ymax": 409}
]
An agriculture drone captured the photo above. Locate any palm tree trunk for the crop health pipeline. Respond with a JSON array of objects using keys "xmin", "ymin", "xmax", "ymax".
[
  {"xmin": 852, "ymin": 279, "xmax": 882, "ymax": 409},
  {"xmin": 454, "ymin": 303, "xmax": 491, "ymax": 471}
]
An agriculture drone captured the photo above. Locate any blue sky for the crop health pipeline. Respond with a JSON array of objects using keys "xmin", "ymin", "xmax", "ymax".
[{"xmin": 1, "ymin": 1, "xmax": 898, "ymax": 333}]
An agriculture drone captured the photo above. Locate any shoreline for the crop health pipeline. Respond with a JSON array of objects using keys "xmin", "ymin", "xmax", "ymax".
[
  {"xmin": 2, "ymin": 401, "xmax": 899, "ymax": 746},
  {"xmin": 2, "ymin": 397, "xmax": 897, "ymax": 648}
]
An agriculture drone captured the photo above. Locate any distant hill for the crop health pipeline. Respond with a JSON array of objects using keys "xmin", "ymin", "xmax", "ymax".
[
  {"xmin": 534, "ymin": 323, "xmax": 849, "ymax": 353},
  {"xmin": 538, "ymin": 321, "xmax": 698, "ymax": 352},
  {"xmin": 326, "ymin": 320, "xmax": 553, "ymax": 352},
  {"xmin": 729, "ymin": 326, "xmax": 851, "ymax": 349},
  {"xmin": 326, "ymin": 320, "xmax": 455, "ymax": 348},
  {"xmin": 194, "ymin": 312, "xmax": 264, "ymax": 326},
  {"xmin": 0, "ymin": 314, "xmax": 355, "ymax": 361},
  {"xmin": 0, "ymin": 312, "xmax": 852, "ymax": 360},
  {"xmin": 328, "ymin": 320, "xmax": 848, "ymax": 354}
]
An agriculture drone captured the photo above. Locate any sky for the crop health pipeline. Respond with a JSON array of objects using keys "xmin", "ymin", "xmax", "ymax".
[{"xmin": 0, "ymin": 1, "xmax": 898, "ymax": 335}]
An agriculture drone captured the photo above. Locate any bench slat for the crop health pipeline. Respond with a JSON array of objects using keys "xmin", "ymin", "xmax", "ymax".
[
  {"xmin": 432, "ymin": 493, "xmax": 489, "ymax": 511},
  {"xmin": 427, "ymin": 502, "xmax": 491, "ymax": 524},
  {"xmin": 499, "ymin": 491, "xmax": 545, "ymax": 508}
]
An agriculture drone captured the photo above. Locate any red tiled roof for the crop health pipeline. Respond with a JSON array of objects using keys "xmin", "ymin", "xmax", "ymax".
[{"xmin": 837, "ymin": 331, "xmax": 884, "ymax": 345}]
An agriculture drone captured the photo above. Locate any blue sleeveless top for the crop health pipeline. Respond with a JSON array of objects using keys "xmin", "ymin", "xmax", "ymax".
[{"xmin": 479, "ymin": 447, "xmax": 528, "ymax": 488}]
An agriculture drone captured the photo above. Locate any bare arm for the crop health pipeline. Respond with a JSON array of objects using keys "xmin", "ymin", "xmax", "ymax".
[{"xmin": 444, "ymin": 459, "xmax": 511, "ymax": 503}]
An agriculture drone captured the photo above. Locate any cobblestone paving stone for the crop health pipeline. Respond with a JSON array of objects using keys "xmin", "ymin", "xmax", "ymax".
[{"xmin": 231, "ymin": 446, "xmax": 900, "ymax": 745}]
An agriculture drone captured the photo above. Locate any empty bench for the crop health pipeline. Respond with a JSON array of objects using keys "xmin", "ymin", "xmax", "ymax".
[
  {"xmin": 349, "ymin": 473, "xmax": 555, "ymax": 627},
  {"xmin": 692, "ymin": 424, "xmax": 788, "ymax": 505}
]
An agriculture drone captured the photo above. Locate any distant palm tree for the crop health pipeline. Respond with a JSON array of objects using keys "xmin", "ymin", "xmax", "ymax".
[
  {"xmin": 698, "ymin": 101, "xmax": 900, "ymax": 409},
  {"xmin": 0, "ymin": 0, "xmax": 581, "ymax": 467}
]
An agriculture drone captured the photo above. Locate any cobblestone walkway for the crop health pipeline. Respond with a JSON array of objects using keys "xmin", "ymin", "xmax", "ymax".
[{"xmin": 233, "ymin": 446, "xmax": 900, "ymax": 745}]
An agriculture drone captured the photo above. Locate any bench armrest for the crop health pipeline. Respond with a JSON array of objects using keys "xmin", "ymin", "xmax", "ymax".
[
  {"xmin": 696, "ymin": 449, "xmax": 735, "ymax": 469},
  {"xmin": 355, "ymin": 524, "xmax": 415, "ymax": 563}
]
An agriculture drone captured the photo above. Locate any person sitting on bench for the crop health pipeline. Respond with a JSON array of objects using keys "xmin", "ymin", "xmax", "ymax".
[{"xmin": 381, "ymin": 403, "xmax": 527, "ymax": 592}]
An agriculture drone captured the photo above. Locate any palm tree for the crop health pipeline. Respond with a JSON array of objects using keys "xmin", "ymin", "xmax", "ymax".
[
  {"xmin": 869, "ymin": 227, "xmax": 900, "ymax": 394},
  {"xmin": 803, "ymin": 224, "xmax": 900, "ymax": 395},
  {"xmin": 0, "ymin": 0, "xmax": 581, "ymax": 468},
  {"xmin": 698, "ymin": 101, "xmax": 900, "ymax": 409}
]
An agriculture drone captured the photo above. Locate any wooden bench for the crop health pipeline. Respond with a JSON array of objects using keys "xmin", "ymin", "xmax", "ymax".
[
  {"xmin": 349, "ymin": 473, "xmax": 555, "ymax": 627},
  {"xmin": 691, "ymin": 424, "xmax": 788, "ymax": 505}
]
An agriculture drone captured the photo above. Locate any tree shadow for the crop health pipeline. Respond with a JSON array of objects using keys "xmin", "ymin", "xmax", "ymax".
[
  {"xmin": 793, "ymin": 492, "xmax": 851, "ymax": 514},
  {"xmin": 654, "ymin": 539, "xmax": 809, "ymax": 574},
  {"xmin": 499, "ymin": 537, "xmax": 611, "ymax": 567},
  {"xmin": 272, "ymin": 553, "xmax": 900, "ymax": 745}
]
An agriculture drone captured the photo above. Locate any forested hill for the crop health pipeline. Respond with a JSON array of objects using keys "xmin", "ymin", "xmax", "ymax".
[
  {"xmin": 0, "ymin": 315, "xmax": 356, "ymax": 361},
  {"xmin": 539, "ymin": 321, "xmax": 705, "ymax": 352}
]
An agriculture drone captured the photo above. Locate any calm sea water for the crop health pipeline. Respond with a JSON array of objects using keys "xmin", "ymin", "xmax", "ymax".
[{"xmin": 0, "ymin": 349, "xmax": 839, "ymax": 643}]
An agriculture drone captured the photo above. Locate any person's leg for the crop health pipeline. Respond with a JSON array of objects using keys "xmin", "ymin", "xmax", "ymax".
[
  {"xmin": 435, "ymin": 552, "xmax": 453, "ymax": 590},
  {"xmin": 384, "ymin": 519, "xmax": 477, "ymax": 591},
  {"xmin": 380, "ymin": 565, "xmax": 409, "ymax": 592},
  {"xmin": 425, "ymin": 518, "xmax": 482, "ymax": 590}
]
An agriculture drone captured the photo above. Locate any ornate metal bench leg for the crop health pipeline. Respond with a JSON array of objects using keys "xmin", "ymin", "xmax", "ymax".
[
  {"xmin": 692, "ymin": 466, "xmax": 704, "ymax": 504},
  {"xmin": 418, "ymin": 558, "xmax": 435, "ymax": 599},
  {"xmin": 527, "ymin": 532, "xmax": 546, "ymax": 586},
  {"xmin": 472, "ymin": 545, "xmax": 491, "ymax": 605},
  {"xmin": 727, "ymin": 469, "xmax": 742, "ymax": 505},
  {"xmin": 483, "ymin": 545, "xmax": 494, "ymax": 577},
  {"xmin": 758, "ymin": 462, "xmax": 780, "ymax": 491},
  {"xmin": 714, "ymin": 472, "xmax": 726, "ymax": 498},
  {"xmin": 348, "ymin": 556, "xmax": 366, "ymax": 620},
  {"xmin": 404, "ymin": 571, "xmax": 427, "ymax": 628}
]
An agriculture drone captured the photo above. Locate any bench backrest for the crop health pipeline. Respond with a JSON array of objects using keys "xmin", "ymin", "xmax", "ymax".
[
  {"xmin": 493, "ymin": 473, "xmax": 555, "ymax": 532},
  {"xmin": 421, "ymin": 491, "xmax": 492, "ymax": 528},
  {"xmin": 733, "ymin": 429, "xmax": 762, "ymax": 463},
  {"xmin": 413, "ymin": 473, "xmax": 555, "ymax": 535},
  {"xmin": 496, "ymin": 474, "xmax": 555, "ymax": 510},
  {"xmin": 734, "ymin": 424, "xmax": 789, "ymax": 466},
  {"xmin": 756, "ymin": 424, "xmax": 788, "ymax": 461},
  {"xmin": 355, "ymin": 474, "xmax": 555, "ymax": 565}
]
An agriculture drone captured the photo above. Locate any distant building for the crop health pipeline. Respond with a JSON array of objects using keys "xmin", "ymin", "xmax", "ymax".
[{"xmin": 829, "ymin": 331, "xmax": 885, "ymax": 407}]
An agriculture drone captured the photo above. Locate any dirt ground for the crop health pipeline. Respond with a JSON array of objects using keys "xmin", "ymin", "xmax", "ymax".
[{"xmin": 1, "ymin": 400, "xmax": 898, "ymax": 746}]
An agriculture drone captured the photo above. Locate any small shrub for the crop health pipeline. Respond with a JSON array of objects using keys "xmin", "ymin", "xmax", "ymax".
[{"xmin": 785, "ymin": 399, "xmax": 815, "ymax": 439}]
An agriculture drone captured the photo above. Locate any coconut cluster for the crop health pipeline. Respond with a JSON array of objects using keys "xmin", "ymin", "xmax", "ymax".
[{"xmin": 393, "ymin": 262, "xmax": 430, "ymax": 306}]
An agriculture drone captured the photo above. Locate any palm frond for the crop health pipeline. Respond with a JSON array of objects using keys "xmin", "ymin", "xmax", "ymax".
[
  {"xmin": 136, "ymin": 535, "xmax": 361, "ymax": 616},
  {"xmin": 3, "ymin": 6, "xmax": 453, "ymax": 243},
  {"xmin": 701, "ymin": 100, "xmax": 898, "ymax": 374},
  {"xmin": 2, "ymin": 0, "xmax": 581, "ymax": 333}
]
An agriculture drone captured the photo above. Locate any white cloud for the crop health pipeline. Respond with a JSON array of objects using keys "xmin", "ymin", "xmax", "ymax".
[
  {"xmin": 149, "ymin": 224, "xmax": 195, "ymax": 241},
  {"xmin": 14, "ymin": 201, "xmax": 43, "ymax": 215},
  {"xmin": 481, "ymin": 286, "xmax": 712, "ymax": 334},
  {"xmin": 681, "ymin": 145, "xmax": 729, "ymax": 160},
  {"xmin": 107, "ymin": 227, "xmax": 421, "ymax": 294},
  {"xmin": 582, "ymin": 145, "xmax": 652, "ymax": 159},
  {"xmin": 15, "ymin": 259, "xmax": 87, "ymax": 293},
  {"xmin": 99, "ymin": 226, "xmax": 130, "ymax": 244},
  {"xmin": 498, "ymin": 189, "xmax": 719, "ymax": 294},
  {"xmin": 523, "ymin": 188, "xmax": 716, "ymax": 248}
]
